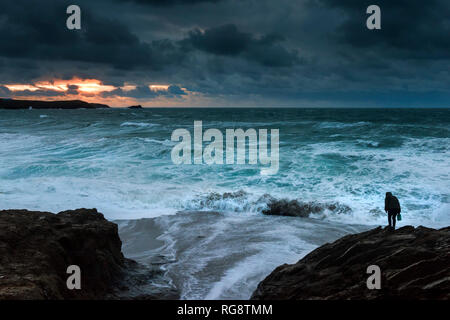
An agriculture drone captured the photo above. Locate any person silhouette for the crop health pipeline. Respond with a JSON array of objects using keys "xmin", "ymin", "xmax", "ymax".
[{"xmin": 385, "ymin": 192, "xmax": 401, "ymax": 229}]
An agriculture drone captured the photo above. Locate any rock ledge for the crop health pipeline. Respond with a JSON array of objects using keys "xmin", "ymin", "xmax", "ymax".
[
  {"xmin": 0, "ymin": 208, "xmax": 177, "ymax": 299},
  {"xmin": 251, "ymin": 226, "xmax": 450, "ymax": 300}
]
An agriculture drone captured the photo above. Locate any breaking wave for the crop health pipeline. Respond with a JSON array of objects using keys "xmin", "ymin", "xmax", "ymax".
[
  {"xmin": 0, "ymin": 108, "xmax": 448, "ymax": 228},
  {"xmin": 182, "ymin": 190, "xmax": 353, "ymax": 219}
]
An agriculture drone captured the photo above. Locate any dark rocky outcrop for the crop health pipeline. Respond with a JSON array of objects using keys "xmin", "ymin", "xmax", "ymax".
[
  {"xmin": 0, "ymin": 98, "xmax": 109, "ymax": 109},
  {"xmin": 262, "ymin": 199, "xmax": 351, "ymax": 218},
  {"xmin": 252, "ymin": 226, "xmax": 450, "ymax": 300},
  {"xmin": 0, "ymin": 208, "xmax": 178, "ymax": 300},
  {"xmin": 127, "ymin": 105, "xmax": 143, "ymax": 109}
]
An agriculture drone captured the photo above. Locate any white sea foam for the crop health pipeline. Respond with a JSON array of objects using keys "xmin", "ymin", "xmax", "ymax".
[
  {"xmin": 0, "ymin": 110, "xmax": 448, "ymax": 229},
  {"xmin": 120, "ymin": 121, "xmax": 159, "ymax": 128},
  {"xmin": 140, "ymin": 138, "xmax": 176, "ymax": 146},
  {"xmin": 2, "ymin": 109, "xmax": 449, "ymax": 299},
  {"xmin": 119, "ymin": 213, "xmax": 369, "ymax": 299},
  {"xmin": 317, "ymin": 121, "xmax": 371, "ymax": 129}
]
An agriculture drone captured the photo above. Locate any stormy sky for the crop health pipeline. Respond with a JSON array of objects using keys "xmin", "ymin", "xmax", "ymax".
[{"xmin": 0, "ymin": 0, "xmax": 450, "ymax": 107}]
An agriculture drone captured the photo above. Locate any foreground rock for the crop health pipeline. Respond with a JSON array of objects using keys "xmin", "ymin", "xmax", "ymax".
[
  {"xmin": 0, "ymin": 209, "xmax": 178, "ymax": 300},
  {"xmin": 0, "ymin": 98, "xmax": 109, "ymax": 109},
  {"xmin": 252, "ymin": 226, "xmax": 450, "ymax": 300}
]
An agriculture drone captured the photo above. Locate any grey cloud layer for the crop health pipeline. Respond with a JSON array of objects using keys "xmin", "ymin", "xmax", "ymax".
[
  {"xmin": 117, "ymin": 0, "xmax": 223, "ymax": 6},
  {"xmin": 0, "ymin": 0, "xmax": 449, "ymax": 106},
  {"xmin": 184, "ymin": 24, "xmax": 299, "ymax": 67}
]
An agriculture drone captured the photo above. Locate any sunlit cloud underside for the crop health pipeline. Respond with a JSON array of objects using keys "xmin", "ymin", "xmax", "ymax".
[{"xmin": 1, "ymin": 78, "xmax": 196, "ymax": 107}]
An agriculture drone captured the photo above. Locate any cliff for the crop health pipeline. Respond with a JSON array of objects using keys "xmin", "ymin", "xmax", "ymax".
[
  {"xmin": 0, "ymin": 208, "xmax": 178, "ymax": 300},
  {"xmin": 251, "ymin": 226, "xmax": 450, "ymax": 300},
  {"xmin": 0, "ymin": 98, "xmax": 110, "ymax": 109}
]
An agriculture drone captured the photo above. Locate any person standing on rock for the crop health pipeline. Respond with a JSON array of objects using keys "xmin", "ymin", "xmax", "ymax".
[{"xmin": 385, "ymin": 192, "xmax": 401, "ymax": 229}]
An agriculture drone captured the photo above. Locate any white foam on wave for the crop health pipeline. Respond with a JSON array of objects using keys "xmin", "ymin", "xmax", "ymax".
[
  {"xmin": 262, "ymin": 134, "xmax": 450, "ymax": 228},
  {"xmin": 0, "ymin": 133, "xmax": 44, "ymax": 154},
  {"xmin": 136, "ymin": 213, "xmax": 368, "ymax": 299},
  {"xmin": 355, "ymin": 139, "xmax": 380, "ymax": 148},
  {"xmin": 139, "ymin": 138, "xmax": 176, "ymax": 146},
  {"xmin": 204, "ymin": 226, "xmax": 316, "ymax": 299},
  {"xmin": 0, "ymin": 116, "xmax": 448, "ymax": 229},
  {"xmin": 120, "ymin": 121, "xmax": 160, "ymax": 128},
  {"xmin": 0, "ymin": 176, "xmax": 182, "ymax": 219},
  {"xmin": 317, "ymin": 121, "xmax": 371, "ymax": 129}
]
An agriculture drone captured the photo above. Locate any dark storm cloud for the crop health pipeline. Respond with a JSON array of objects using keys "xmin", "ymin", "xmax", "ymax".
[
  {"xmin": 0, "ymin": 0, "xmax": 186, "ymax": 70},
  {"xmin": 103, "ymin": 85, "xmax": 187, "ymax": 99},
  {"xmin": 167, "ymin": 85, "xmax": 187, "ymax": 95},
  {"xmin": 186, "ymin": 24, "xmax": 251, "ymax": 56},
  {"xmin": 102, "ymin": 86, "xmax": 154, "ymax": 99},
  {"xmin": 67, "ymin": 85, "xmax": 79, "ymax": 95},
  {"xmin": 0, "ymin": 0, "xmax": 450, "ymax": 106},
  {"xmin": 0, "ymin": 86, "xmax": 11, "ymax": 96},
  {"xmin": 117, "ymin": 0, "xmax": 222, "ymax": 6},
  {"xmin": 316, "ymin": 0, "xmax": 450, "ymax": 59},
  {"xmin": 183, "ymin": 24, "xmax": 299, "ymax": 67}
]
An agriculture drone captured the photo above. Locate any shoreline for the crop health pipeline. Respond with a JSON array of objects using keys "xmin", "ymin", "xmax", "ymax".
[
  {"xmin": 0, "ymin": 98, "xmax": 110, "ymax": 109},
  {"xmin": 1, "ymin": 208, "xmax": 448, "ymax": 300},
  {"xmin": 252, "ymin": 225, "xmax": 450, "ymax": 300}
]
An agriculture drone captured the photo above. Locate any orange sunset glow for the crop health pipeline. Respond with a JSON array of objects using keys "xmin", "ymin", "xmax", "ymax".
[
  {"xmin": 5, "ymin": 78, "xmax": 117, "ymax": 94},
  {"xmin": 1, "ymin": 78, "xmax": 194, "ymax": 107}
]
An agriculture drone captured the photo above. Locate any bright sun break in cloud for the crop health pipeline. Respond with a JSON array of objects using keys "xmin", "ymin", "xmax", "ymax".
[
  {"xmin": 1, "ymin": 78, "xmax": 196, "ymax": 107},
  {"xmin": 0, "ymin": 77, "xmax": 198, "ymax": 107},
  {"xmin": 5, "ymin": 78, "xmax": 117, "ymax": 94}
]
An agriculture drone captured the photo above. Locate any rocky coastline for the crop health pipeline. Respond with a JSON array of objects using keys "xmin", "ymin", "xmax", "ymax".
[
  {"xmin": 251, "ymin": 225, "xmax": 450, "ymax": 300},
  {"xmin": 1, "ymin": 208, "xmax": 448, "ymax": 300},
  {"xmin": 0, "ymin": 208, "xmax": 178, "ymax": 299}
]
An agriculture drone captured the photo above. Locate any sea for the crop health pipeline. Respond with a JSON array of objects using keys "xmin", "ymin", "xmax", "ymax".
[{"xmin": 0, "ymin": 108, "xmax": 449, "ymax": 299}]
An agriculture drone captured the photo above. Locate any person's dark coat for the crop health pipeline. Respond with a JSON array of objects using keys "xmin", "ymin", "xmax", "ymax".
[{"xmin": 385, "ymin": 192, "xmax": 401, "ymax": 213}]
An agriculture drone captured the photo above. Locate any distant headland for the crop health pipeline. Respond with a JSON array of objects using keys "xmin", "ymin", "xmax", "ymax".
[{"xmin": 0, "ymin": 98, "xmax": 110, "ymax": 109}]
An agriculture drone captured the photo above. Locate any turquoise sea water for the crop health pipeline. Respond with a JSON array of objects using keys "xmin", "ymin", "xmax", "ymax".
[
  {"xmin": 0, "ymin": 108, "xmax": 449, "ymax": 226},
  {"xmin": 1, "ymin": 107, "xmax": 449, "ymax": 299}
]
